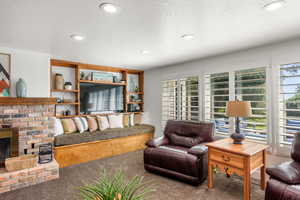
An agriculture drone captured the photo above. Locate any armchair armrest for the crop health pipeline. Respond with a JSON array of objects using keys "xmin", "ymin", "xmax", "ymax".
[
  {"xmin": 146, "ymin": 136, "xmax": 169, "ymax": 148},
  {"xmin": 188, "ymin": 144, "xmax": 208, "ymax": 157},
  {"xmin": 267, "ymin": 161, "xmax": 300, "ymax": 185}
]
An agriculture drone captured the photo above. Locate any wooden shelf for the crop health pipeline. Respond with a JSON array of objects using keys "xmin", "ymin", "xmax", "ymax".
[
  {"xmin": 56, "ymin": 115, "xmax": 80, "ymax": 118},
  {"xmin": 127, "ymin": 102, "xmax": 144, "ymax": 104},
  {"xmin": 55, "ymin": 102, "xmax": 79, "ymax": 105},
  {"xmin": 51, "ymin": 89, "xmax": 79, "ymax": 93},
  {"xmin": 128, "ymin": 92, "xmax": 144, "ymax": 95},
  {"xmin": 79, "ymin": 80, "xmax": 126, "ymax": 86}
]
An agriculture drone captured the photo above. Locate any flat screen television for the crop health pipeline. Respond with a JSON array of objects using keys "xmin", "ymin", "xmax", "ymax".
[{"xmin": 80, "ymin": 83, "xmax": 124, "ymax": 114}]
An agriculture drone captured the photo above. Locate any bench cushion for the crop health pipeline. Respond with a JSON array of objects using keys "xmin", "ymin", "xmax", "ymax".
[{"xmin": 54, "ymin": 124, "xmax": 155, "ymax": 147}]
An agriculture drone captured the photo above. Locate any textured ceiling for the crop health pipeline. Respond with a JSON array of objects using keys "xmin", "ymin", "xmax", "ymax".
[{"xmin": 1, "ymin": 0, "xmax": 300, "ymax": 69}]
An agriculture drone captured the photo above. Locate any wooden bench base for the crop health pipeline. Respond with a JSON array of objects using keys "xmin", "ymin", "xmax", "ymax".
[{"xmin": 54, "ymin": 133, "xmax": 154, "ymax": 168}]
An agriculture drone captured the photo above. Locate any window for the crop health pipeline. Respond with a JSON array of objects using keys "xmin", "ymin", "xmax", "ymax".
[
  {"xmin": 279, "ymin": 63, "xmax": 300, "ymax": 145},
  {"xmin": 235, "ymin": 67, "xmax": 267, "ymax": 141},
  {"xmin": 205, "ymin": 68, "xmax": 268, "ymax": 140},
  {"xmin": 161, "ymin": 76, "xmax": 200, "ymax": 129},
  {"xmin": 205, "ymin": 72, "xmax": 230, "ymax": 134}
]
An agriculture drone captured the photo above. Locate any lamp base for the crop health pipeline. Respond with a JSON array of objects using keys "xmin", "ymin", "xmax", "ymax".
[{"xmin": 230, "ymin": 133, "xmax": 245, "ymax": 144}]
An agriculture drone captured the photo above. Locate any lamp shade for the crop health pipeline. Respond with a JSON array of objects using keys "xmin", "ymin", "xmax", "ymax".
[{"xmin": 226, "ymin": 101, "xmax": 252, "ymax": 117}]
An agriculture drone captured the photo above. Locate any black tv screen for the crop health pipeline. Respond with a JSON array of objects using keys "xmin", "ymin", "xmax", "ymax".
[{"xmin": 80, "ymin": 83, "xmax": 124, "ymax": 114}]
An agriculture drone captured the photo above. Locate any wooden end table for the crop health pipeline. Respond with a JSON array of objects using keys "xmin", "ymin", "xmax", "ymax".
[{"xmin": 206, "ymin": 138, "xmax": 268, "ymax": 200}]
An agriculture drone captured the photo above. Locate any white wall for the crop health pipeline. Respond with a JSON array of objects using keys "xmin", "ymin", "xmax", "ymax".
[
  {"xmin": 144, "ymin": 37, "xmax": 300, "ymax": 139},
  {"xmin": 0, "ymin": 47, "xmax": 50, "ymax": 97}
]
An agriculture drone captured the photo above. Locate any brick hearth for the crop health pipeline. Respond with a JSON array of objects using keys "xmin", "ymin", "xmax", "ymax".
[{"xmin": 0, "ymin": 160, "xmax": 59, "ymax": 193}]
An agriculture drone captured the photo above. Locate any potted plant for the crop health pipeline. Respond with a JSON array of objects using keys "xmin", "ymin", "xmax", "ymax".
[{"xmin": 79, "ymin": 170, "xmax": 153, "ymax": 200}]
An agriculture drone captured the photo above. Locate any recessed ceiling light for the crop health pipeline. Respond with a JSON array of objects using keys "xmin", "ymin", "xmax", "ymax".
[
  {"xmin": 141, "ymin": 50, "xmax": 149, "ymax": 55},
  {"xmin": 70, "ymin": 34, "xmax": 85, "ymax": 41},
  {"xmin": 181, "ymin": 34, "xmax": 195, "ymax": 40},
  {"xmin": 264, "ymin": 0, "xmax": 286, "ymax": 11},
  {"xmin": 99, "ymin": 3, "xmax": 119, "ymax": 14}
]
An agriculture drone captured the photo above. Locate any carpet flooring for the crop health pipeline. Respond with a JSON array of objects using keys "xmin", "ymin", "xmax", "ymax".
[{"xmin": 0, "ymin": 150, "xmax": 290, "ymax": 200}]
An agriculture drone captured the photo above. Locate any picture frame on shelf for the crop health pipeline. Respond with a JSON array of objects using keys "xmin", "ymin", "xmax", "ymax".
[{"xmin": 92, "ymin": 72, "xmax": 113, "ymax": 82}]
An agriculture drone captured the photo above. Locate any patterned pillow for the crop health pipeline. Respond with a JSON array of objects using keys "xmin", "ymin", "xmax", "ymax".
[
  {"xmin": 80, "ymin": 117, "xmax": 88, "ymax": 131},
  {"xmin": 96, "ymin": 115, "xmax": 110, "ymax": 131},
  {"xmin": 61, "ymin": 119, "xmax": 77, "ymax": 134},
  {"xmin": 74, "ymin": 117, "xmax": 84, "ymax": 133},
  {"xmin": 87, "ymin": 117, "xmax": 98, "ymax": 132}
]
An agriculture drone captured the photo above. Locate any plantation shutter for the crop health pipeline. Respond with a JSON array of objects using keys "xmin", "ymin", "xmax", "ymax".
[
  {"xmin": 161, "ymin": 79, "xmax": 178, "ymax": 129},
  {"xmin": 235, "ymin": 67, "xmax": 268, "ymax": 141},
  {"xmin": 205, "ymin": 72, "xmax": 230, "ymax": 135},
  {"xmin": 279, "ymin": 63, "xmax": 300, "ymax": 145},
  {"xmin": 178, "ymin": 76, "xmax": 200, "ymax": 121}
]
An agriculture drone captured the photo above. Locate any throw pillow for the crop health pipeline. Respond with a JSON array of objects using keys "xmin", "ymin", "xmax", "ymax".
[
  {"xmin": 52, "ymin": 117, "xmax": 64, "ymax": 136},
  {"xmin": 74, "ymin": 117, "xmax": 84, "ymax": 133},
  {"xmin": 108, "ymin": 114, "xmax": 124, "ymax": 129},
  {"xmin": 80, "ymin": 117, "xmax": 89, "ymax": 131},
  {"xmin": 129, "ymin": 113, "xmax": 135, "ymax": 127},
  {"xmin": 123, "ymin": 114, "xmax": 129, "ymax": 127},
  {"xmin": 134, "ymin": 113, "xmax": 142, "ymax": 125},
  {"xmin": 96, "ymin": 115, "xmax": 110, "ymax": 131},
  {"xmin": 87, "ymin": 117, "xmax": 98, "ymax": 132},
  {"xmin": 61, "ymin": 118, "xmax": 77, "ymax": 134}
]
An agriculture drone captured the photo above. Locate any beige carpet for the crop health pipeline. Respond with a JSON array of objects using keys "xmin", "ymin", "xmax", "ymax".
[{"xmin": 0, "ymin": 150, "xmax": 290, "ymax": 200}]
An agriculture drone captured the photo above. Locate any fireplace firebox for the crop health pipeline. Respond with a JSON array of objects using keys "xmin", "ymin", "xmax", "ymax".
[{"xmin": 0, "ymin": 128, "xmax": 18, "ymax": 168}]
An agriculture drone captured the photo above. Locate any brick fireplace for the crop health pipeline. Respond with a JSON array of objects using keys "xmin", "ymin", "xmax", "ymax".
[{"xmin": 0, "ymin": 97, "xmax": 59, "ymax": 194}]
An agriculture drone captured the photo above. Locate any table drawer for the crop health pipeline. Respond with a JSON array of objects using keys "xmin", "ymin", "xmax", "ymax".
[
  {"xmin": 211, "ymin": 161, "xmax": 244, "ymax": 177},
  {"xmin": 210, "ymin": 148, "xmax": 244, "ymax": 169}
]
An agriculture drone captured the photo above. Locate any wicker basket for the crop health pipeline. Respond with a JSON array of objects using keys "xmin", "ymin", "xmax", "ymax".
[{"xmin": 5, "ymin": 155, "xmax": 38, "ymax": 172}]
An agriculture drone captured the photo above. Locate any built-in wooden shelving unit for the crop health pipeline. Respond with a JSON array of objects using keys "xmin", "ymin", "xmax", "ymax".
[{"xmin": 50, "ymin": 59, "xmax": 144, "ymax": 118}]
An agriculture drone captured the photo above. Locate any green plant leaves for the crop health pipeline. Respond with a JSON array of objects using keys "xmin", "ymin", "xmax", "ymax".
[{"xmin": 79, "ymin": 170, "xmax": 153, "ymax": 200}]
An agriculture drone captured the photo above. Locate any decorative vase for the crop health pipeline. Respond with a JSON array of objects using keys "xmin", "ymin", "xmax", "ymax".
[
  {"xmin": 16, "ymin": 78, "xmax": 27, "ymax": 97},
  {"xmin": 55, "ymin": 73, "xmax": 64, "ymax": 90},
  {"xmin": 64, "ymin": 82, "xmax": 72, "ymax": 90}
]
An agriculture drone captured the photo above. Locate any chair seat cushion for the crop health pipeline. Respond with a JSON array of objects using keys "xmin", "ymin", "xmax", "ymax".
[
  {"xmin": 267, "ymin": 161, "xmax": 300, "ymax": 185},
  {"xmin": 144, "ymin": 145, "xmax": 199, "ymax": 177},
  {"xmin": 54, "ymin": 124, "xmax": 155, "ymax": 146}
]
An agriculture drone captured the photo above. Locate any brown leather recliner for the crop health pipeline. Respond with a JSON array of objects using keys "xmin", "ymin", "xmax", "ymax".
[
  {"xmin": 144, "ymin": 120, "xmax": 214, "ymax": 185},
  {"xmin": 265, "ymin": 133, "xmax": 300, "ymax": 200}
]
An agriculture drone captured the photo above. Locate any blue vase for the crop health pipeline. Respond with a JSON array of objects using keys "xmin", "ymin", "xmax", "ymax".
[{"xmin": 16, "ymin": 78, "xmax": 27, "ymax": 97}]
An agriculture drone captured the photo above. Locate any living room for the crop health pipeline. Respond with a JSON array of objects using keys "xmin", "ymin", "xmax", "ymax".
[{"xmin": 1, "ymin": 0, "xmax": 300, "ymax": 200}]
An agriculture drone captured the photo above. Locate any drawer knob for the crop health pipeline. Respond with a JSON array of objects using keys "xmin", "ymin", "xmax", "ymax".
[{"xmin": 222, "ymin": 155, "xmax": 231, "ymax": 162}]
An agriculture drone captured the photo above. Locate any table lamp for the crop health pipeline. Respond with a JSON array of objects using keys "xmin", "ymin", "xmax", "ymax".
[{"xmin": 226, "ymin": 101, "xmax": 252, "ymax": 144}]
